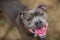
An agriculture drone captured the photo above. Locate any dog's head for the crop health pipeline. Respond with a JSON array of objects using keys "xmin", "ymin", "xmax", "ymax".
[{"xmin": 20, "ymin": 5, "xmax": 47, "ymax": 29}]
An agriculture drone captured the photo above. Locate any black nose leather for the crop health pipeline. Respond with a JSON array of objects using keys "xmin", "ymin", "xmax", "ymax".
[
  {"xmin": 35, "ymin": 21, "xmax": 42, "ymax": 28},
  {"xmin": 35, "ymin": 21, "xmax": 42, "ymax": 25}
]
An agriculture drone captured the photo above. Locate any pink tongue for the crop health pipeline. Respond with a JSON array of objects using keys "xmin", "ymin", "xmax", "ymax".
[{"xmin": 36, "ymin": 27, "xmax": 46, "ymax": 35}]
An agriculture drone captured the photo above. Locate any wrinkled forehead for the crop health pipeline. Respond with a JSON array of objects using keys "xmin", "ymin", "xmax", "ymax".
[
  {"xmin": 26, "ymin": 8, "xmax": 44, "ymax": 15},
  {"xmin": 36, "ymin": 7, "xmax": 45, "ymax": 13},
  {"xmin": 24, "ymin": 7, "xmax": 45, "ymax": 18},
  {"xmin": 24, "ymin": 9, "xmax": 35, "ymax": 16}
]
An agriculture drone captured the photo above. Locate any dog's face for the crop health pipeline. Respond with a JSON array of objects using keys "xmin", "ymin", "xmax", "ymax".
[{"xmin": 21, "ymin": 5, "xmax": 47, "ymax": 29}]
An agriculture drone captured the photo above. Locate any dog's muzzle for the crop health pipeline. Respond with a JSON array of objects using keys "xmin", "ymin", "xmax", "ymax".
[{"xmin": 29, "ymin": 22, "xmax": 48, "ymax": 38}]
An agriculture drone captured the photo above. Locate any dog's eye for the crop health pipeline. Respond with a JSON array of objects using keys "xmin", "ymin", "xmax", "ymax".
[
  {"xmin": 27, "ymin": 18, "xmax": 30, "ymax": 21},
  {"xmin": 35, "ymin": 12, "xmax": 39, "ymax": 15},
  {"xmin": 40, "ymin": 13, "xmax": 44, "ymax": 16},
  {"xmin": 27, "ymin": 17, "xmax": 32, "ymax": 21},
  {"xmin": 34, "ymin": 12, "xmax": 40, "ymax": 16}
]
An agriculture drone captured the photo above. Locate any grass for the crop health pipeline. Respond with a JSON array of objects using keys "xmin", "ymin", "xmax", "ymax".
[
  {"xmin": 0, "ymin": 18, "xmax": 6, "ymax": 27},
  {"xmin": 9, "ymin": 25, "xmax": 15, "ymax": 32},
  {"xmin": 0, "ymin": 18, "xmax": 15, "ymax": 31}
]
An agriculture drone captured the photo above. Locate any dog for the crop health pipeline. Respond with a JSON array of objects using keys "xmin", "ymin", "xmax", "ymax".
[
  {"xmin": 20, "ymin": 5, "xmax": 48, "ymax": 40},
  {"xmin": 0, "ymin": 0, "xmax": 48, "ymax": 40}
]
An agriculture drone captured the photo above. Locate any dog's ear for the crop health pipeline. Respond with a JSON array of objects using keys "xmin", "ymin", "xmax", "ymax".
[
  {"xmin": 38, "ymin": 5, "xmax": 47, "ymax": 10},
  {"xmin": 20, "ymin": 11, "xmax": 24, "ymax": 16},
  {"xmin": 20, "ymin": 11, "xmax": 26, "ymax": 19}
]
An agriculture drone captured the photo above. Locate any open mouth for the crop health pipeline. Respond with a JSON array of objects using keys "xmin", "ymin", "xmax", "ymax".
[
  {"xmin": 29, "ymin": 26, "xmax": 46, "ymax": 35},
  {"xmin": 35, "ymin": 26, "xmax": 46, "ymax": 35},
  {"xmin": 29, "ymin": 22, "xmax": 48, "ymax": 37},
  {"xmin": 36, "ymin": 26, "xmax": 46, "ymax": 35}
]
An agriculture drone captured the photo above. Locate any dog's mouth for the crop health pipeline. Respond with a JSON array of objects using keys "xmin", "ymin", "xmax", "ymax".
[
  {"xmin": 29, "ymin": 22, "xmax": 48, "ymax": 38},
  {"xmin": 29, "ymin": 26, "xmax": 46, "ymax": 37},
  {"xmin": 29, "ymin": 25, "xmax": 46, "ymax": 33}
]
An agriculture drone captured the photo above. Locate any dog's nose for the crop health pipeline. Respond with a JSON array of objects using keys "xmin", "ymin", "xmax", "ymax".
[{"xmin": 35, "ymin": 21, "xmax": 42, "ymax": 26}]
